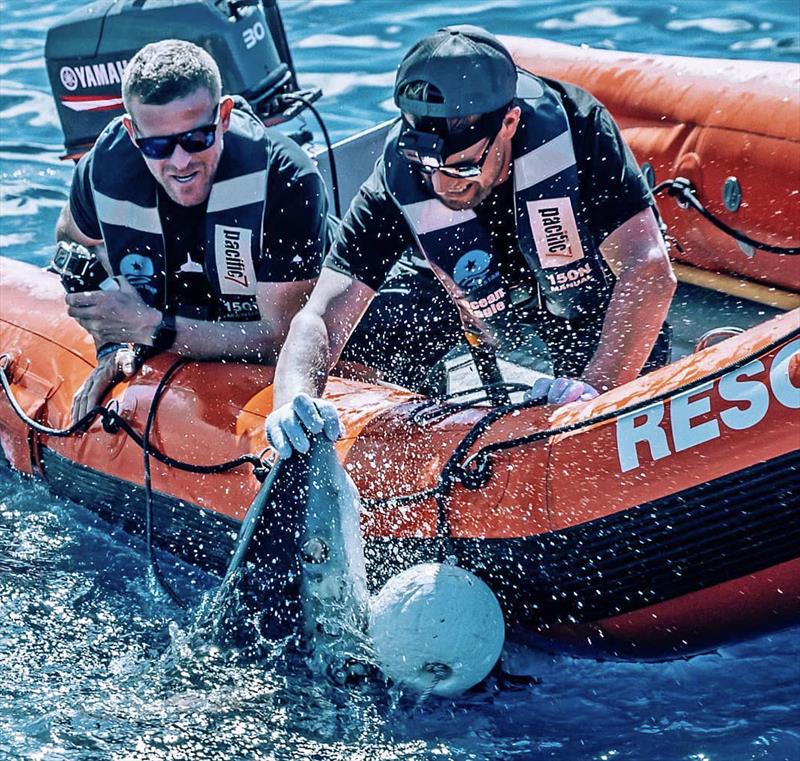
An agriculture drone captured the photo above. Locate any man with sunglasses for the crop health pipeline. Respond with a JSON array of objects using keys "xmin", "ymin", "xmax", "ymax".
[
  {"xmin": 56, "ymin": 40, "xmax": 328, "ymax": 422},
  {"xmin": 265, "ymin": 26, "xmax": 676, "ymax": 457}
]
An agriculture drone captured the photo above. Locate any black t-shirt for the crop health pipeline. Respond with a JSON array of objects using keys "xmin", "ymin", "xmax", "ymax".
[
  {"xmin": 70, "ymin": 128, "xmax": 328, "ymax": 314},
  {"xmin": 324, "ymin": 78, "xmax": 653, "ymax": 291}
]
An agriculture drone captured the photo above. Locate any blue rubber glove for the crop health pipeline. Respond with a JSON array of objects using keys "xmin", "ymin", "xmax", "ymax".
[
  {"xmin": 524, "ymin": 376, "xmax": 600, "ymax": 406},
  {"xmin": 265, "ymin": 392, "xmax": 344, "ymax": 459}
]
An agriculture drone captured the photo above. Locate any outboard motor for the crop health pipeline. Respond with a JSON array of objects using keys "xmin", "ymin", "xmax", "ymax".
[{"xmin": 45, "ymin": 0, "xmax": 308, "ymax": 158}]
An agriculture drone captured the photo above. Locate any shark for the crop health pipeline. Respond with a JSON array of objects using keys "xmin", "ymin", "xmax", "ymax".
[{"xmin": 202, "ymin": 436, "xmax": 370, "ymax": 675}]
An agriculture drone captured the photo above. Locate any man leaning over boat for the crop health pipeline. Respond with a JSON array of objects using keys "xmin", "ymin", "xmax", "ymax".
[
  {"xmin": 56, "ymin": 39, "xmax": 328, "ymax": 423},
  {"xmin": 265, "ymin": 25, "xmax": 677, "ymax": 457}
]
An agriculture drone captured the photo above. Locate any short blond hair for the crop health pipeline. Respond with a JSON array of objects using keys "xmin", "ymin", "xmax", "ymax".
[{"xmin": 122, "ymin": 39, "xmax": 221, "ymax": 110}]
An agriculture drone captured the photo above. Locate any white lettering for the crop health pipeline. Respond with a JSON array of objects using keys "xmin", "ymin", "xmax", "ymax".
[
  {"xmin": 719, "ymin": 360, "xmax": 769, "ymax": 430},
  {"xmin": 107, "ymin": 63, "xmax": 120, "ymax": 85},
  {"xmin": 615, "ymin": 338, "xmax": 799, "ymax": 472},
  {"xmin": 243, "ymin": 21, "xmax": 266, "ymax": 49},
  {"xmin": 61, "ymin": 60, "xmax": 128, "ymax": 91},
  {"xmin": 671, "ymin": 382, "xmax": 720, "ymax": 452},
  {"xmin": 214, "ymin": 224, "xmax": 256, "ymax": 295},
  {"xmin": 770, "ymin": 338, "xmax": 800, "ymax": 408},
  {"xmin": 92, "ymin": 63, "xmax": 109, "ymax": 86},
  {"xmin": 617, "ymin": 402, "xmax": 671, "ymax": 473}
]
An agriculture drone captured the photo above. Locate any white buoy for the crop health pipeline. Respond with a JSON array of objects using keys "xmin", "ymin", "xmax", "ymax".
[{"xmin": 369, "ymin": 562, "xmax": 505, "ymax": 697}]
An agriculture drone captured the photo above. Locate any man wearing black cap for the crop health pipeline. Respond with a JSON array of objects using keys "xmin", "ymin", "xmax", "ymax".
[{"xmin": 265, "ymin": 26, "xmax": 676, "ymax": 457}]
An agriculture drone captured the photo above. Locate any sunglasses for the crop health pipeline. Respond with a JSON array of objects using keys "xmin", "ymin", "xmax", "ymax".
[
  {"xmin": 397, "ymin": 126, "xmax": 499, "ymax": 180},
  {"xmin": 433, "ymin": 134, "xmax": 497, "ymax": 179},
  {"xmin": 133, "ymin": 105, "xmax": 220, "ymax": 160}
]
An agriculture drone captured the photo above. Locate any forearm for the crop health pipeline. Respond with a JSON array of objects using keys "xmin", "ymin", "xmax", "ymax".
[
  {"xmin": 169, "ymin": 315, "xmax": 285, "ymax": 362},
  {"xmin": 74, "ymin": 300, "xmax": 287, "ymax": 363},
  {"xmin": 272, "ymin": 310, "xmax": 333, "ymax": 406},
  {"xmin": 582, "ymin": 266, "xmax": 676, "ymax": 390}
]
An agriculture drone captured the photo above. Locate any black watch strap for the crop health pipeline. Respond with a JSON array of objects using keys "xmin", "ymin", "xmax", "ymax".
[{"xmin": 151, "ymin": 312, "xmax": 177, "ymax": 353}]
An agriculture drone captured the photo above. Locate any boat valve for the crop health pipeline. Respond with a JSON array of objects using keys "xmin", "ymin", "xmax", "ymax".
[
  {"xmin": 668, "ymin": 177, "xmax": 697, "ymax": 210},
  {"xmin": 100, "ymin": 401, "xmax": 122, "ymax": 434}
]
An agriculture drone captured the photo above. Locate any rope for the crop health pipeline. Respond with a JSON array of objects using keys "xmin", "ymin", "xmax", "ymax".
[
  {"xmin": 0, "ymin": 356, "xmax": 270, "ymax": 605},
  {"xmin": 276, "ymin": 93, "xmax": 341, "ymax": 219},
  {"xmin": 653, "ymin": 178, "xmax": 800, "ymax": 255},
  {"xmin": 0, "ymin": 361, "xmax": 265, "ymax": 476},
  {"xmin": 365, "ymin": 326, "xmax": 800, "ymax": 551},
  {"xmin": 142, "ymin": 358, "xmax": 189, "ymax": 606}
]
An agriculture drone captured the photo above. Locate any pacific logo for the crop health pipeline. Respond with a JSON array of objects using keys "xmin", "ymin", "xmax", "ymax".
[{"xmin": 214, "ymin": 225, "xmax": 256, "ymax": 296}]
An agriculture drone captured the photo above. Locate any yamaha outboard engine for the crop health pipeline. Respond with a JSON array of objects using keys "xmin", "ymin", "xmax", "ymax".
[{"xmin": 45, "ymin": 0, "xmax": 307, "ymax": 158}]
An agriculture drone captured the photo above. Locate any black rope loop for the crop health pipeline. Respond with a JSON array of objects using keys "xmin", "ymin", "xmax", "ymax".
[
  {"xmin": 653, "ymin": 178, "xmax": 800, "ymax": 255},
  {"xmin": 0, "ymin": 362, "xmax": 265, "ymax": 476},
  {"xmin": 365, "ymin": 325, "xmax": 800, "ymax": 549}
]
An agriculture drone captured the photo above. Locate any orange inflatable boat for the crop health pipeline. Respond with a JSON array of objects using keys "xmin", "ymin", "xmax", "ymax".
[
  {"xmin": 2, "ymin": 41, "xmax": 800, "ymax": 660},
  {"xmin": 503, "ymin": 37, "xmax": 800, "ymax": 295},
  {"xmin": 1, "ymin": 256, "xmax": 798, "ymax": 659}
]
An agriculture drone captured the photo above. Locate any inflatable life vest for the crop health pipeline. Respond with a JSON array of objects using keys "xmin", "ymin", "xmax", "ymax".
[
  {"xmin": 89, "ymin": 103, "xmax": 268, "ymax": 321},
  {"xmin": 382, "ymin": 72, "xmax": 614, "ymax": 333}
]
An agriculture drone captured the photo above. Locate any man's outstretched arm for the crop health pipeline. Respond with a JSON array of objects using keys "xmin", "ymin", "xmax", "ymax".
[
  {"xmin": 266, "ymin": 267, "xmax": 375, "ymax": 457},
  {"xmin": 582, "ymin": 206, "xmax": 677, "ymax": 391}
]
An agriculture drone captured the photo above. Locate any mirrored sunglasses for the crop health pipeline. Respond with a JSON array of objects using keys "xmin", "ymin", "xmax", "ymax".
[
  {"xmin": 134, "ymin": 106, "xmax": 220, "ymax": 160},
  {"xmin": 397, "ymin": 124, "xmax": 499, "ymax": 180},
  {"xmin": 433, "ymin": 135, "xmax": 496, "ymax": 179}
]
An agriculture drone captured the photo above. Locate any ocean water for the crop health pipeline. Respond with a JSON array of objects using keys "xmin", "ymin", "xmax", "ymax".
[{"xmin": 1, "ymin": 0, "xmax": 799, "ymax": 759}]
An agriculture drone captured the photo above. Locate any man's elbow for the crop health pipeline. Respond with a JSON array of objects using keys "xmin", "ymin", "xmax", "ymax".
[
  {"xmin": 286, "ymin": 305, "xmax": 329, "ymax": 344},
  {"xmin": 624, "ymin": 248, "xmax": 677, "ymax": 296},
  {"xmin": 55, "ymin": 205, "xmax": 72, "ymax": 242}
]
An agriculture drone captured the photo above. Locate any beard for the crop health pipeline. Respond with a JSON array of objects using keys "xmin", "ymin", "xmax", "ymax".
[{"xmin": 431, "ymin": 143, "xmax": 509, "ymax": 210}]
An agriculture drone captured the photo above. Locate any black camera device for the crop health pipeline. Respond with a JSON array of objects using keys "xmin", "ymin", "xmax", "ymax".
[
  {"xmin": 48, "ymin": 241, "xmax": 115, "ymax": 293},
  {"xmin": 396, "ymin": 129, "xmax": 446, "ymax": 172}
]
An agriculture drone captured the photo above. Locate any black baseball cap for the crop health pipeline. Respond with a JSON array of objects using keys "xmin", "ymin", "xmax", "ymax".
[{"xmin": 394, "ymin": 25, "xmax": 517, "ymax": 119}]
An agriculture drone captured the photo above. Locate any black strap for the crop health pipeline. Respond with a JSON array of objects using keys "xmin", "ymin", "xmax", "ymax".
[{"xmin": 151, "ymin": 312, "xmax": 177, "ymax": 352}]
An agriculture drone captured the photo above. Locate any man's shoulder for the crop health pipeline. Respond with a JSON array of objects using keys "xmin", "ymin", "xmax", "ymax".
[
  {"xmin": 263, "ymin": 127, "xmax": 319, "ymax": 181},
  {"xmin": 538, "ymin": 76, "xmax": 606, "ymax": 123}
]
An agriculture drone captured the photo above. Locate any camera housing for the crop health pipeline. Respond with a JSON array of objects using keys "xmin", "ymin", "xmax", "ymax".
[{"xmin": 48, "ymin": 241, "xmax": 117, "ymax": 293}]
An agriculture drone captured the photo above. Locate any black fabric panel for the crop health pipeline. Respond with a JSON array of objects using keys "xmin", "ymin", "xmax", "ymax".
[
  {"xmin": 40, "ymin": 447, "xmax": 238, "ymax": 574},
  {"xmin": 39, "ymin": 446, "xmax": 800, "ymax": 626}
]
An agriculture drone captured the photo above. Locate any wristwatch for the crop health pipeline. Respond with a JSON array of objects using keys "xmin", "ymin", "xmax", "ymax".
[{"xmin": 151, "ymin": 312, "xmax": 177, "ymax": 353}]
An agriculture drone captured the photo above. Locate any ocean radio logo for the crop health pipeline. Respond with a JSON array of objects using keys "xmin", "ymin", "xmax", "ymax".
[
  {"xmin": 453, "ymin": 249, "xmax": 494, "ymax": 290},
  {"xmin": 453, "ymin": 250, "xmax": 506, "ymax": 319},
  {"xmin": 119, "ymin": 253, "xmax": 157, "ymax": 297}
]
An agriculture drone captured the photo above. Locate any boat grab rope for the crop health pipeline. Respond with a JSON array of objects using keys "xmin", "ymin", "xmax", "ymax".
[
  {"xmin": 653, "ymin": 178, "xmax": 800, "ymax": 255},
  {"xmin": 0, "ymin": 355, "xmax": 272, "ymax": 606},
  {"xmin": 0, "ymin": 356, "xmax": 268, "ymax": 478},
  {"xmin": 363, "ymin": 325, "xmax": 800, "ymax": 559},
  {"xmin": 3, "ymin": 329, "xmax": 799, "ymax": 565}
]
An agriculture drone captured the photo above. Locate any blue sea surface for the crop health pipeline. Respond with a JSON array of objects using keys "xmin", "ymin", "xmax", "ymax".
[{"xmin": 1, "ymin": 1, "xmax": 799, "ymax": 759}]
